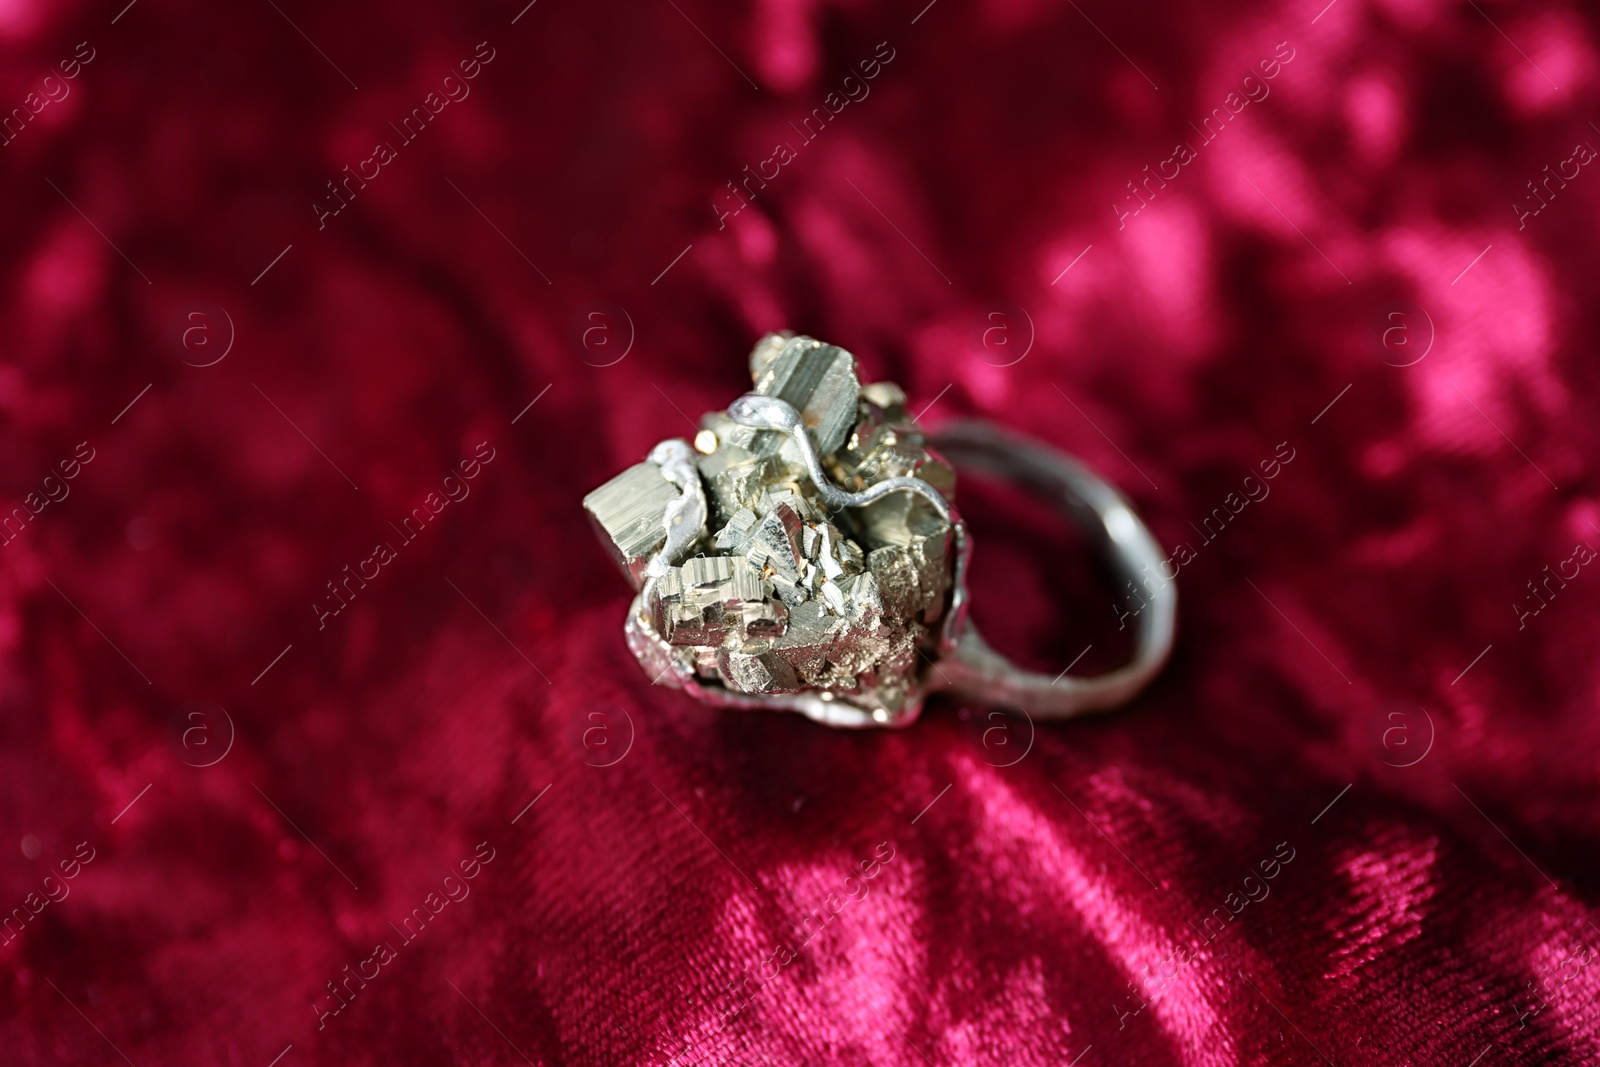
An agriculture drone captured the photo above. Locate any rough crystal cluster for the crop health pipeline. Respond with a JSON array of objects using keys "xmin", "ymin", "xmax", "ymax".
[{"xmin": 584, "ymin": 333, "xmax": 956, "ymax": 719}]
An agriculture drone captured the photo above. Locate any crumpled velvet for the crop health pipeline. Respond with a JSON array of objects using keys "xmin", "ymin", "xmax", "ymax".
[{"xmin": 3, "ymin": 0, "xmax": 1599, "ymax": 1063}]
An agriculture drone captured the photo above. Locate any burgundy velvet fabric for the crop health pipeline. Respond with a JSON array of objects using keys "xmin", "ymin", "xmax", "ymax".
[{"xmin": 4, "ymin": 0, "xmax": 1600, "ymax": 1063}]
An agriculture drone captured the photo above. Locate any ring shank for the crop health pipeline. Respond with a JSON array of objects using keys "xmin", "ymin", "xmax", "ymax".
[{"xmin": 929, "ymin": 421, "xmax": 1175, "ymax": 719}]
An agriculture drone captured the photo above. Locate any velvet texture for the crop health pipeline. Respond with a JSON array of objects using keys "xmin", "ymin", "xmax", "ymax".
[{"xmin": 3, "ymin": 0, "xmax": 1599, "ymax": 1063}]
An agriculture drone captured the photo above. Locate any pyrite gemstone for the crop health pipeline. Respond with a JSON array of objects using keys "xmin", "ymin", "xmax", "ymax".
[
  {"xmin": 752, "ymin": 335, "xmax": 861, "ymax": 457},
  {"xmin": 582, "ymin": 460, "xmax": 684, "ymax": 586},
  {"xmin": 595, "ymin": 332, "xmax": 957, "ymax": 719}
]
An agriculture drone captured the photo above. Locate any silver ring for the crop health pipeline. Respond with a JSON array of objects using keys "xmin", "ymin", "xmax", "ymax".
[
  {"xmin": 583, "ymin": 332, "xmax": 1175, "ymax": 729},
  {"xmin": 926, "ymin": 420, "xmax": 1175, "ymax": 719}
]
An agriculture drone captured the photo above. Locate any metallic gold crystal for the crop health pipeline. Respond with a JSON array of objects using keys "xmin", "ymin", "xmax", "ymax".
[
  {"xmin": 582, "ymin": 460, "xmax": 684, "ymax": 586},
  {"xmin": 597, "ymin": 332, "xmax": 958, "ymax": 717}
]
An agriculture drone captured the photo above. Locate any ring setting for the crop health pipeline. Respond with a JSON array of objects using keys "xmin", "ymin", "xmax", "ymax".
[{"xmin": 584, "ymin": 332, "xmax": 1175, "ymax": 728}]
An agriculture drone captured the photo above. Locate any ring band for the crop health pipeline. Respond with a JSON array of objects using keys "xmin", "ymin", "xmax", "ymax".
[
  {"xmin": 583, "ymin": 332, "xmax": 1175, "ymax": 729},
  {"xmin": 927, "ymin": 420, "xmax": 1176, "ymax": 719}
]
